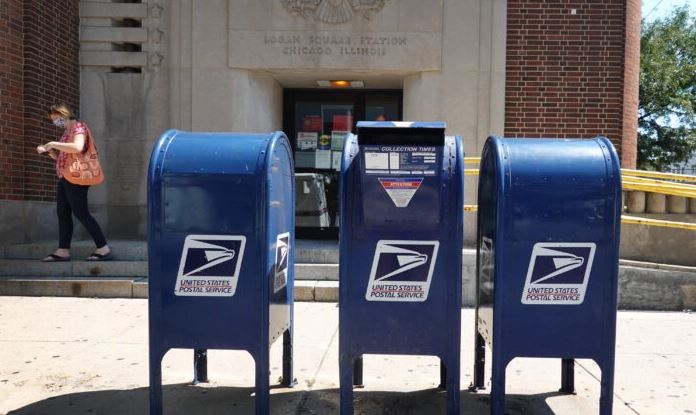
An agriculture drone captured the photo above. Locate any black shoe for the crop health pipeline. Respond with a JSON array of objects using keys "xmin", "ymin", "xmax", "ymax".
[{"xmin": 85, "ymin": 251, "xmax": 113, "ymax": 261}]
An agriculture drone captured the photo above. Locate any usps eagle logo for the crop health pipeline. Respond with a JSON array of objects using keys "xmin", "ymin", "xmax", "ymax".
[
  {"xmin": 174, "ymin": 235, "xmax": 246, "ymax": 297},
  {"xmin": 521, "ymin": 242, "xmax": 596, "ymax": 305},
  {"xmin": 280, "ymin": 0, "xmax": 390, "ymax": 24},
  {"xmin": 274, "ymin": 233, "xmax": 290, "ymax": 293},
  {"xmin": 365, "ymin": 240, "xmax": 439, "ymax": 302}
]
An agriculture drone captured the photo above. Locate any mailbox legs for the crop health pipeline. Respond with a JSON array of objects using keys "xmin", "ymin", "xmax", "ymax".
[
  {"xmin": 560, "ymin": 358, "xmax": 575, "ymax": 394},
  {"xmin": 353, "ymin": 356, "xmax": 364, "ymax": 387},
  {"xmin": 149, "ymin": 347, "xmax": 165, "ymax": 415},
  {"xmin": 282, "ymin": 329, "xmax": 296, "ymax": 387},
  {"xmin": 339, "ymin": 354, "xmax": 356, "ymax": 415},
  {"xmin": 443, "ymin": 358, "xmax": 461, "ymax": 415},
  {"xmin": 193, "ymin": 349, "xmax": 209, "ymax": 384},
  {"xmin": 439, "ymin": 359, "xmax": 447, "ymax": 389},
  {"xmin": 473, "ymin": 332, "xmax": 486, "ymax": 389},
  {"xmin": 490, "ymin": 355, "xmax": 508, "ymax": 415},
  {"xmin": 254, "ymin": 351, "xmax": 271, "ymax": 415},
  {"xmin": 599, "ymin": 358, "xmax": 616, "ymax": 415}
]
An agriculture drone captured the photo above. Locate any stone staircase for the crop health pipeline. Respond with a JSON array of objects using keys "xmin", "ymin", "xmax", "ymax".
[
  {"xmin": 2, "ymin": 239, "xmax": 696, "ymax": 310},
  {"xmin": 0, "ymin": 239, "xmax": 346, "ymax": 301}
]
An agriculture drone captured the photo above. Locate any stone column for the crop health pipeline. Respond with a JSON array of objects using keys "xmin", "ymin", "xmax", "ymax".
[
  {"xmin": 646, "ymin": 192, "xmax": 666, "ymax": 214},
  {"xmin": 626, "ymin": 191, "xmax": 645, "ymax": 213},
  {"xmin": 667, "ymin": 196, "xmax": 688, "ymax": 214}
]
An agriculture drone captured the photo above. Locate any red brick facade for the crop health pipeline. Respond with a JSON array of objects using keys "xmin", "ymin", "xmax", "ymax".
[
  {"xmin": 622, "ymin": 0, "xmax": 640, "ymax": 168},
  {"xmin": 0, "ymin": 1, "xmax": 25, "ymax": 201},
  {"xmin": 505, "ymin": 0, "xmax": 640, "ymax": 168},
  {"xmin": 0, "ymin": 0, "xmax": 80, "ymax": 202}
]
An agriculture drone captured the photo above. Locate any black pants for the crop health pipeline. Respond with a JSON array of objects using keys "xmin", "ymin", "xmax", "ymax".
[{"xmin": 56, "ymin": 178, "xmax": 107, "ymax": 249}]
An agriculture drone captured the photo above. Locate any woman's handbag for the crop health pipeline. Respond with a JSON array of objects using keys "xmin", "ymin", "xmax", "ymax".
[{"xmin": 63, "ymin": 126, "xmax": 105, "ymax": 186}]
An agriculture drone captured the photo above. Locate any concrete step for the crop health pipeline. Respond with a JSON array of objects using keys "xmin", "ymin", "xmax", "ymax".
[
  {"xmin": 0, "ymin": 259, "xmax": 147, "ymax": 278},
  {"xmin": 0, "ymin": 239, "xmax": 340, "ymax": 263},
  {"xmin": 2, "ymin": 244, "xmax": 696, "ymax": 310},
  {"xmin": 0, "ymin": 277, "xmax": 336, "ymax": 302},
  {"xmin": 2, "ymin": 262, "xmax": 696, "ymax": 310},
  {"xmin": 0, "ymin": 259, "xmax": 338, "ymax": 280},
  {"xmin": 1, "ymin": 240, "xmax": 147, "ymax": 261}
]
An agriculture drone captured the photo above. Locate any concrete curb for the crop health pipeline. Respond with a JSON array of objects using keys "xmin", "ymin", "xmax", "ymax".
[
  {"xmin": 2, "ymin": 266, "xmax": 696, "ymax": 310},
  {"xmin": 2, "ymin": 245, "xmax": 696, "ymax": 310},
  {"xmin": 0, "ymin": 278, "xmax": 340, "ymax": 303},
  {"xmin": 619, "ymin": 266, "xmax": 696, "ymax": 310}
]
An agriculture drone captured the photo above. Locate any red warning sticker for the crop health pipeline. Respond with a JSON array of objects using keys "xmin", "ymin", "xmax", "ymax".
[{"xmin": 378, "ymin": 178, "xmax": 424, "ymax": 207}]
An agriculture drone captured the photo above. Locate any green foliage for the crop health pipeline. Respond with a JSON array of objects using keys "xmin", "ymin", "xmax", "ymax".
[{"xmin": 639, "ymin": 6, "xmax": 696, "ymax": 171}]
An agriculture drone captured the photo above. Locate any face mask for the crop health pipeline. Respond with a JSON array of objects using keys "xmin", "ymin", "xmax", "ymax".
[{"xmin": 53, "ymin": 118, "xmax": 66, "ymax": 128}]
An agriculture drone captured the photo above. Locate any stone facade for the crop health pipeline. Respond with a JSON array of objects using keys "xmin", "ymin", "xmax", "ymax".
[{"xmin": 1, "ymin": 0, "xmax": 641, "ymax": 245}]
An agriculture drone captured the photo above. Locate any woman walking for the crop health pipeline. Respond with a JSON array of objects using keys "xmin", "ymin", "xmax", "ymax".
[{"xmin": 36, "ymin": 103, "xmax": 112, "ymax": 262}]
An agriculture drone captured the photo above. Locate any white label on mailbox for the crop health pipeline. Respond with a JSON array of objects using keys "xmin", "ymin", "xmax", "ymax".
[
  {"xmin": 521, "ymin": 242, "xmax": 596, "ymax": 305},
  {"xmin": 365, "ymin": 240, "xmax": 439, "ymax": 302},
  {"xmin": 174, "ymin": 235, "xmax": 246, "ymax": 297},
  {"xmin": 365, "ymin": 152, "xmax": 389, "ymax": 170},
  {"xmin": 364, "ymin": 145, "xmax": 439, "ymax": 176},
  {"xmin": 274, "ymin": 232, "xmax": 290, "ymax": 293}
]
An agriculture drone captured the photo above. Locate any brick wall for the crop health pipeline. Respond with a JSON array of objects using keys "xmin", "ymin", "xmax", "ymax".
[
  {"xmin": 505, "ymin": 0, "xmax": 640, "ymax": 168},
  {"xmin": 23, "ymin": 1, "xmax": 81, "ymax": 201},
  {"xmin": 0, "ymin": 1, "xmax": 80, "ymax": 202},
  {"xmin": 622, "ymin": 0, "xmax": 640, "ymax": 168},
  {"xmin": 0, "ymin": 1, "xmax": 25, "ymax": 201}
]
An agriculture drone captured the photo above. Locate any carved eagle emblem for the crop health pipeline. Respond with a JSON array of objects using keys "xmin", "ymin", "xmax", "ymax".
[{"xmin": 280, "ymin": 0, "xmax": 389, "ymax": 24}]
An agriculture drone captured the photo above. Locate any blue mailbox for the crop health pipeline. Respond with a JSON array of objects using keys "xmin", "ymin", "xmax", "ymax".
[
  {"xmin": 148, "ymin": 130, "xmax": 295, "ymax": 415},
  {"xmin": 339, "ymin": 122, "xmax": 464, "ymax": 415},
  {"xmin": 473, "ymin": 136, "xmax": 621, "ymax": 415}
]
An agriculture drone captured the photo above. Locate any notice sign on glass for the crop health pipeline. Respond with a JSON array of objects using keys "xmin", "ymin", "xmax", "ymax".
[
  {"xmin": 331, "ymin": 131, "xmax": 348, "ymax": 150},
  {"xmin": 297, "ymin": 132, "xmax": 318, "ymax": 150},
  {"xmin": 302, "ymin": 115, "xmax": 322, "ymax": 132}
]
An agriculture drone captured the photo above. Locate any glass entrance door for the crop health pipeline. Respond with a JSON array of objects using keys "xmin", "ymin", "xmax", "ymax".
[{"xmin": 283, "ymin": 89, "xmax": 402, "ymax": 239}]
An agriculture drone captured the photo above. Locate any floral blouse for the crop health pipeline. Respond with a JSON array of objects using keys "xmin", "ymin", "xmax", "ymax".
[{"xmin": 56, "ymin": 121, "xmax": 87, "ymax": 178}]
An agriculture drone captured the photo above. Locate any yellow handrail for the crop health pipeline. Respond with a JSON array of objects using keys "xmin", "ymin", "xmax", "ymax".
[
  {"xmin": 621, "ymin": 215, "xmax": 696, "ymax": 231},
  {"xmin": 622, "ymin": 182, "xmax": 696, "ymax": 198},
  {"xmin": 461, "ymin": 159, "xmax": 696, "ymax": 197},
  {"xmin": 621, "ymin": 169, "xmax": 696, "ymax": 183},
  {"xmin": 464, "ymin": 205, "xmax": 696, "ymax": 231}
]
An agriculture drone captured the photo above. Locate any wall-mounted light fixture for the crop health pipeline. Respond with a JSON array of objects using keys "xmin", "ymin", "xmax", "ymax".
[{"xmin": 317, "ymin": 80, "xmax": 364, "ymax": 88}]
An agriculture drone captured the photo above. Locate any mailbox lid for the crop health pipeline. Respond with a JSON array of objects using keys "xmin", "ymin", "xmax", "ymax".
[
  {"xmin": 151, "ymin": 131, "xmax": 277, "ymax": 235},
  {"xmin": 499, "ymin": 136, "xmax": 621, "ymax": 239},
  {"xmin": 156, "ymin": 131, "xmax": 273, "ymax": 176}
]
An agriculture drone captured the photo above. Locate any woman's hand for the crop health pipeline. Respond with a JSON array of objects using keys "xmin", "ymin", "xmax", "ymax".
[
  {"xmin": 37, "ymin": 145, "xmax": 58, "ymax": 159},
  {"xmin": 42, "ymin": 135, "xmax": 85, "ymax": 154}
]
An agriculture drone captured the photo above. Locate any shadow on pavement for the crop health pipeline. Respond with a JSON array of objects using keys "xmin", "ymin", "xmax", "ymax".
[{"xmin": 7, "ymin": 384, "xmax": 561, "ymax": 414}]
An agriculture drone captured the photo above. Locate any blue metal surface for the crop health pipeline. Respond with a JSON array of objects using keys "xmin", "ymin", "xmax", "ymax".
[
  {"xmin": 148, "ymin": 130, "xmax": 295, "ymax": 415},
  {"xmin": 474, "ymin": 136, "xmax": 621, "ymax": 415},
  {"xmin": 339, "ymin": 122, "xmax": 464, "ymax": 415}
]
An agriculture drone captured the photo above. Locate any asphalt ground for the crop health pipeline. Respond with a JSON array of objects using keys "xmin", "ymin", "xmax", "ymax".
[{"xmin": 0, "ymin": 297, "xmax": 694, "ymax": 415}]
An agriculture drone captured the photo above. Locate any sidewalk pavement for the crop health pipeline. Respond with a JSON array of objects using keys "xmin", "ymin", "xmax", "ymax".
[{"xmin": 0, "ymin": 297, "xmax": 694, "ymax": 415}]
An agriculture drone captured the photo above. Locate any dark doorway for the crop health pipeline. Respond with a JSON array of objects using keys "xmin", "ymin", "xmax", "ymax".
[{"xmin": 283, "ymin": 89, "xmax": 403, "ymax": 239}]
